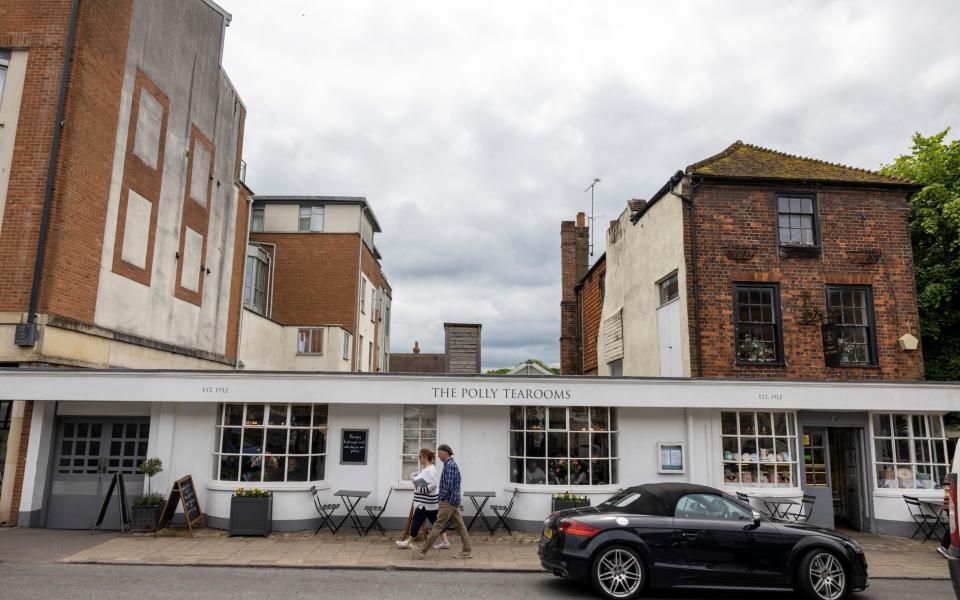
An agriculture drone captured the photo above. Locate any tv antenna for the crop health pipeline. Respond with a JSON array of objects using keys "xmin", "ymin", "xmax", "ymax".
[{"xmin": 584, "ymin": 177, "xmax": 601, "ymax": 256}]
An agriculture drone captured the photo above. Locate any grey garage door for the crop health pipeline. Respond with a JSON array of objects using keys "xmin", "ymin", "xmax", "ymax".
[{"xmin": 45, "ymin": 418, "xmax": 149, "ymax": 529}]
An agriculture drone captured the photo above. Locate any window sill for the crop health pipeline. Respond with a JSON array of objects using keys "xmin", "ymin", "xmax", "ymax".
[
  {"xmin": 504, "ymin": 483, "xmax": 623, "ymax": 495},
  {"xmin": 720, "ymin": 486, "xmax": 803, "ymax": 497},
  {"xmin": 779, "ymin": 245, "xmax": 822, "ymax": 259},
  {"xmin": 734, "ymin": 361, "xmax": 786, "ymax": 368},
  {"xmin": 826, "ymin": 363, "xmax": 880, "ymax": 369},
  {"xmin": 206, "ymin": 481, "xmax": 330, "ymax": 493},
  {"xmin": 872, "ymin": 488, "xmax": 943, "ymax": 498}
]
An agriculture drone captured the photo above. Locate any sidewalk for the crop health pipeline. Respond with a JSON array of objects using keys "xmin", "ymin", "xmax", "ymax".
[{"xmin": 4, "ymin": 526, "xmax": 950, "ymax": 579}]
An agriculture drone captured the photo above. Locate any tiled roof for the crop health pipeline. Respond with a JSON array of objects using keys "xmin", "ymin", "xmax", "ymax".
[
  {"xmin": 685, "ymin": 141, "xmax": 915, "ymax": 186},
  {"xmin": 388, "ymin": 353, "xmax": 445, "ymax": 373}
]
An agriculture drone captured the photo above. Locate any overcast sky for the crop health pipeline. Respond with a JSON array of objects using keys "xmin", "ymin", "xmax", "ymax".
[{"xmin": 219, "ymin": 0, "xmax": 959, "ymax": 371}]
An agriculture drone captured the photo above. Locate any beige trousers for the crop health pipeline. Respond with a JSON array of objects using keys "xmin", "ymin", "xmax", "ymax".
[{"xmin": 422, "ymin": 501, "xmax": 471, "ymax": 553}]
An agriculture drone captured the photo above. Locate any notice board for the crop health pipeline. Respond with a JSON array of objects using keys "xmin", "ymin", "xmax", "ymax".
[
  {"xmin": 155, "ymin": 474, "xmax": 204, "ymax": 536},
  {"xmin": 340, "ymin": 429, "xmax": 368, "ymax": 465}
]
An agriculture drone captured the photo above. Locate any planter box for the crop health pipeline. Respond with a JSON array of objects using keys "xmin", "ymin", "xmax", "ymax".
[
  {"xmin": 552, "ymin": 498, "xmax": 591, "ymax": 512},
  {"xmin": 130, "ymin": 503, "xmax": 163, "ymax": 531},
  {"xmin": 230, "ymin": 495, "xmax": 272, "ymax": 537}
]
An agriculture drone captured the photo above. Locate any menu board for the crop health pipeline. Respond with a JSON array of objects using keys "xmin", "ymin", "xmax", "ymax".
[
  {"xmin": 340, "ymin": 429, "xmax": 368, "ymax": 465},
  {"xmin": 821, "ymin": 324, "xmax": 841, "ymax": 367},
  {"xmin": 658, "ymin": 442, "xmax": 685, "ymax": 473},
  {"xmin": 93, "ymin": 472, "xmax": 130, "ymax": 530},
  {"xmin": 155, "ymin": 474, "xmax": 204, "ymax": 536}
]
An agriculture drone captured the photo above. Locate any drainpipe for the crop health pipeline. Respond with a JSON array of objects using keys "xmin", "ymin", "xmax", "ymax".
[{"xmin": 16, "ymin": 0, "xmax": 80, "ymax": 347}]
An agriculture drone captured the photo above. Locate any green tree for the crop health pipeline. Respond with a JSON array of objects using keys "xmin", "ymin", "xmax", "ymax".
[{"xmin": 881, "ymin": 129, "xmax": 960, "ymax": 380}]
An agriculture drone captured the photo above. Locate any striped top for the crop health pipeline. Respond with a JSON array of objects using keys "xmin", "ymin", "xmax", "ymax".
[{"xmin": 412, "ymin": 463, "xmax": 440, "ymax": 510}]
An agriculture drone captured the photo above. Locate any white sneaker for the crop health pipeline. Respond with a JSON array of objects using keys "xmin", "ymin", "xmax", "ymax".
[
  {"xmin": 395, "ymin": 539, "xmax": 410, "ymax": 548},
  {"xmin": 433, "ymin": 541, "xmax": 450, "ymax": 549}
]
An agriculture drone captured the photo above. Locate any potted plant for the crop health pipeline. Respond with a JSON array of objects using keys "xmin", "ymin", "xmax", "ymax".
[
  {"xmin": 230, "ymin": 487, "xmax": 272, "ymax": 536},
  {"xmin": 131, "ymin": 457, "xmax": 164, "ymax": 530},
  {"xmin": 551, "ymin": 491, "xmax": 590, "ymax": 512}
]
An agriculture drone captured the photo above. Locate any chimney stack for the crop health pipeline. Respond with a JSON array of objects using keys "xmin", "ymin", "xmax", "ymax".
[
  {"xmin": 413, "ymin": 341, "xmax": 421, "ymax": 354},
  {"xmin": 444, "ymin": 323, "xmax": 482, "ymax": 373},
  {"xmin": 560, "ymin": 214, "xmax": 590, "ymax": 375}
]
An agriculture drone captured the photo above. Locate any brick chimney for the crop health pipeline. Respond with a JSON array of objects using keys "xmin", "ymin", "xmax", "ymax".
[
  {"xmin": 413, "ymin": 341, "xmax": 421, "ymax": 354},
  {"xmin": 444, "ymin": 323, "xmax": 481, "ymax": 373},
  {"xmin": 560, "ymin": 212, "xmax": 589, "ymax": 375}
]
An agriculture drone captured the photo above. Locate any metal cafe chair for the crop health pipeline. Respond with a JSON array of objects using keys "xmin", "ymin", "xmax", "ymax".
[
  {"xmin": 735, "ymin": 491, "xmax": 771, "ymax": 518},
  {"xmin": 311, "ymin": 485, "xmax": 339, "ymax": 535},
  {"xmin": 491, "ymin": 488, "xmax": 519, "ymax": 535},
  {"xmin": 904, "ymin": 495, "xmax": 941, "ymax": 541},
  {"xmin": 363, "ymin": 487, "xmax": 393, "ymax": 536},
  {"xmin": 785, "ymin": 494, "xmax": 816, "ymax": 523}
]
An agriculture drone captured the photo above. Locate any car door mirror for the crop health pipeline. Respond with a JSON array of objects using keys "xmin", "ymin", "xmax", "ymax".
[{"xmin": 751, "ymin": 511, "xmax": 763, "ymax": 528}]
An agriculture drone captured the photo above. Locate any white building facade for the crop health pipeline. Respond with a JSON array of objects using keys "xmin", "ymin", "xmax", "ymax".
[{"xmin": 4, "ymin": 369, "xmax": 957, "ymax": 535}]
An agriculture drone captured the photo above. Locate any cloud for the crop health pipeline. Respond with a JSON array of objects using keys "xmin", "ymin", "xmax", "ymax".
[{"xmin": 219, "ymin": 0, "xmax": 960, "ymax": 370}]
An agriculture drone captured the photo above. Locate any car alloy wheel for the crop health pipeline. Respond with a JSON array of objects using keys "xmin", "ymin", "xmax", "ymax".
[
  {"xmin": 593, "ymin": 546, "xmax": 643, "ymax": 599},
  {"xmin": 807, "ymin": 551, "xmax": 846, "ymax": 600}
]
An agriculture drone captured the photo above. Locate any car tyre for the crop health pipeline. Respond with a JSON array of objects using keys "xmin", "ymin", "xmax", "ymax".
[
  {"xmin": 797, "ymin": 549, "xmax": 849, "ymax": 600},
  {"xmin": 590, "ymin": 544, "xmax": 646, "ymax": 599}
]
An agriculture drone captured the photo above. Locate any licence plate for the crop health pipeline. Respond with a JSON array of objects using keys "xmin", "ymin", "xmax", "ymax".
[{"xmin": 544, "ymin": 527, "xmax": 553, "ymax": 539}]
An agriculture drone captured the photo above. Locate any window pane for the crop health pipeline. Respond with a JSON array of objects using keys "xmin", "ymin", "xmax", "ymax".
[
  {"xmin": 312, "ymin": 405, "xmax": 328, "ymax": 427},
  {"xmin": 268, "ymin": 405, "xmax": 288, "ymax": 426},
  {"xmin": 548, "ymin": 459, "xmax": 568, "ymax": 485},
  {"xmin": 591, "ymin": 432, "xmax": 610, "ymax": 458},
  {"xmin": 264, "ymin": 456, "xmax": 285, "ymax": 482},
  {"xmin": 548, "ymin": 407, "xmax": 566, "ymax": 430},
  {"xmin": 590, "ymin": 407, "xmax": 609, "ymax": 431},
  {"xmin": 225, "ymin": 404, "xmax": 243, "ymax": 426},
  {"xmin": 510, "ymin": 432, "xmax": 524, "ymax": 456},
  {"xmin": 548, "ymin": 432, "xmax": 568, "ymax": 457},
  {"xmin": 591, "ymin": 460, "xmax": 610, "ymax": 485},
  {"xmin": 877, "ymin": 464, "xmax": 896, "ymax": 488},
  {"xmin": 739, "ymin": 412, "xmax": 756, "ymax": 435},
  {"xmin": 525, "ymin": 431, "xmax": 545, "ymax": 457},
  {"xmin": 721, "ymin": 412, "xmax": 737, "ymax": 435},
  {"xmin": 245, "ymin": 405, "xmax": 264, "ymax": 426},
  {"xmin": 570, "ymin": 432, "xmax": 590, "ymax": 458},
  {"xmin": 912, "ymin": 415, "xmax": 928, "ymax": 438},
  {"xmin": 897, "ymin": 465, "xmax": 915, "ymax": 489},
  {"xmin": 309, "ymin": 455, "xmax": 325, "ymax": 481},
  {"xmin": 241, "ymin": 455, "xmax": 262, "ymax": 482},
  {"xmin": 874, "ymin": 414, "xmax": 891, "ymax": 437},
  {"xmin": 289, "ymin": 429, "xmax": 310, "ymax": 454},
  {"xmin": 524, "ymin": 460, "xmax": 546, "ymax": 484},
  {"xmin": 287, "ymin": 455, "xmax": 308, "ymax": 481},
  {"xmin": 757, "ymin": 413, "xmax": 772, "ymax": 435},
  {"xmin": 403, "ymin": 405, "xmax": 421, "ymax": 429},
  {"xmin": 526, "ymin": 406, "xmax": 545, "ymax": 431},
  {"xmin": 219, "ymin": 455, "xmax": 239, "ymax": 481},
  {"xmin": 875, "ymin": 439, "xmax": 893, "ymax": 463},
  {"xmin": 510, "ymin": 458, "xmax": 524, "ymax": 483},
  {"xmin": 242, "ymin": 428, "xmax": 263, "ymax": 454},
  {"xmin": 895, "ymin": 439, "xmax": 911, "ymax": 463},
  {"xmin": 510, "ymin": 406, "xmax": 524, "ymax": 430},
  {"xmin": 894, "ymin": 415, "xmax": 909, "ymax": 437},
  {"xmin": 569, "ymin": 407, "xmax": 589, "ymax": 431},
  {"xmin": 266, "ymin": 429, "xmax": 287, "ymax": 454},
  {"xmin": 773, "ymin": 412, "xmax": 787, "ymax": 435}
]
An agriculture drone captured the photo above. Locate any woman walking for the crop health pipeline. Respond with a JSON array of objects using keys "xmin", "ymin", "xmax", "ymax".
[{"xmin": 396, "ymin": 448, "xmax": 449, "ymax": 549}]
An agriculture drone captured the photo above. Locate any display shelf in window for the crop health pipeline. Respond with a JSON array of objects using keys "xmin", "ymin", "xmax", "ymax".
[{"xmin": 721, "ymin": 411, "xmax": 798, "ymax": 488}]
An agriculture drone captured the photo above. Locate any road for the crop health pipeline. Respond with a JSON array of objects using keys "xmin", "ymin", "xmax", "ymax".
[{"xmin": 0, "ymin": 563, "xmax": 952, "ymax": 600}]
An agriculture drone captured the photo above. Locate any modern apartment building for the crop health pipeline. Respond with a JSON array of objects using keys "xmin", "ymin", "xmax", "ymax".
[
  {"xmin": 562, "ymin": 141, "xmax": 923, "ymax": 381},
  {"xmin": 0, "ymin": 0, "xmax": 250, "ymax": 524},
  {"xmin": 240, "ymin": 196, "xmax": 392, "ymax": 372}
]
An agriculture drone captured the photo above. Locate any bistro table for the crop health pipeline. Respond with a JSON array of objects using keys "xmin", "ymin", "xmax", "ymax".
[
  {"xmin": 757, "ymin": 496, "xmax": 800, "ymax": 520},
  {"xmin": 463, "ymin": 491, "xmax": 496, "ymax": 532},
  {"xmin": 918, "ymin": 497, "xmax": 947, "ymax": 540},
  {"xmin": 333, "ymin": 490, "xmax": 370, "ymax": 535}
]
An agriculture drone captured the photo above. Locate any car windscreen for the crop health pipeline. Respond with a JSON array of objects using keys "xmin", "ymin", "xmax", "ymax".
[{"xmin": 599, "ymin": 490, "xmax": 670, "ymax": 516}]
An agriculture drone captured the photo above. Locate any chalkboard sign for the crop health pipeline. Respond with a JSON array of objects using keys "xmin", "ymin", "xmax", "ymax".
[
  {"xmin": 155, "ymin": 475, "xmax": 204, "ymax": 536},
  {"xmin": 821, "ymin": 324, "xmax": 841, "ymax": 367},
  {"xmin": 340, "ymin": 429, "xmax": 368, "ymax": 465},
  {"xmin": 93, "ymin": 472, "xmax": 130, "ymax": 531}
]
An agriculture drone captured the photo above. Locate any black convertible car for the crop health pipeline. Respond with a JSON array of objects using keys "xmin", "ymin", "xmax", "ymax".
[{"xmin": 539, "ymin": 483, "xmax": 868, "ymax": 600}]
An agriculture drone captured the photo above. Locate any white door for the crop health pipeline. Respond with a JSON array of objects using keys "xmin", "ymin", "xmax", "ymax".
[{"xmin": 657, "ymin": 300, "xmax": 683, "ymax": 376}]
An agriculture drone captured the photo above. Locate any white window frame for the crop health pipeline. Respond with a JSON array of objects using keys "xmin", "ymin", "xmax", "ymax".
[
  {"xmin": 214, "ymin": 403, "xmax": 328, "ymax": 484},
  {"xmin": 298, "ymin": 205, "xmax": 324, "ymax": 232},
  {"xmin": 399, "ymin": 405, "xmax": 438, "ymax": 482},
  {"xmin": 296, "ymin": 327, "xmax": 324, "ymax": 355},
  {"xmin": 250, "ymin": 207, "xmax": 264, "ymax": 232},
  {"xmin": 658, "ymin": 272, "xmax": 679, "ymax": 307},
  {"xmin": 368, "ymin": 341, "xmax": 373, "ymax": 371},
  {"xmin": 360, "ymin": 277, "xmax": 367, "ymax": 314},
  {"xmin": 342, "ymin": 332, "xmax": 351, "ymax": 361},
  {"xmin": 243, "ymin": 245, "xmax": 270, "ymax": 315},
  {"xmin": 871, "ymin": 413, "xmax": 949, "ymax": 491},
  {"xmin": 720, "ymin": 410, "xmax": 799, "ymax": 489},
  {"xmin": 509, "ymin": 406, "xmax": 619, "ymax": 487}
]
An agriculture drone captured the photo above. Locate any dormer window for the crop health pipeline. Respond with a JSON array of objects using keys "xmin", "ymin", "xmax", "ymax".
[{"xmin": 776, "ymin": 195, "xmax": 818, "ymax": 246}]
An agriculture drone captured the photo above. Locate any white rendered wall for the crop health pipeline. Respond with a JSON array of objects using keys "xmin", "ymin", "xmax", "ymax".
[{"xmin": 238, "ymin": 310, "xmax": 351, "ymax": 371}]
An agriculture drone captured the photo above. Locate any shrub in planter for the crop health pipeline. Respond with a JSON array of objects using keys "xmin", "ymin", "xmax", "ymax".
[
  {"xmin": 551, "ymin": 491, "xmax": 590, "ymax": 512},
  {"xmin": 131, "ymin": 494, "xmax": 164, "ymax": 530},
  {"xmin": 230, "ymin": 487, "xmax": 272, "ymax": 537}
]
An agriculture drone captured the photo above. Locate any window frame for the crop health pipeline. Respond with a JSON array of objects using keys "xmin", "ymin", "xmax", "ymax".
[
  {"xmin": 243, "ymin": 245, "xmax": 270, "ymax": 316},
  {"xmin": 509, "ymin": 406, "xmax": 620, "ymax": 487},
  {"xmin": 720, "ymin": 410, "xmax": 800, "ymax": 489},
  {"xmin": 775, "ymin": 192, "xmax": 820, "ymax": 248},
  {"xmin": 250, "ymin": 207, "xmax": 264, "ymax": 232},
  {"xmin": 871, "ymin": 413, "xmax": 949, "ymax": 491},
  {"xmin": 360, "ymin": 277, "xmax": 367, "ymax": 315},
  {"xmin": 213, "ymin": 403, "xmax": 328, "ymax": 484},
  {"xmin": 732, "ymin": 282, "xmax": 785, "ymax": 366},
  {"xmin": 298, "ymin": 205, "xmax": 324, "ymax": 232},
  {"xmin": 296, "ymin": 327, "xmax": 324, "ymax": 355},
  {"xmin": 658, "ymin": 272, "xmax": 679, "ymax": 307},
  {"xmin": 399, "ymin": 405, "xmax": 439, "ymax": 482},
  {"xmin": 825, "ymin": 284, "xmax": 878, "ymax": 367},
  {"xmin": 675, "ymin": 493, "xmax": 754, "ymax": 521},
  {"xmin": 342, "ymin": 332, "xmax": 351, "ymax": 361}
]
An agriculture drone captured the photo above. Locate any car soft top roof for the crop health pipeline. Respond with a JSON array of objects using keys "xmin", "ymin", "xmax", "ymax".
[{"xmin": 623, "ymin": 483, "xmax": 723, "ymax": 515}]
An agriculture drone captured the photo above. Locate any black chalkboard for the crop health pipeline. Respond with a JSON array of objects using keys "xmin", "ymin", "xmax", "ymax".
[
  {"xmin": 93, "ymin": 472, "xmax": 129, "ymax": 531},
  {"xmin": 155, "ymin": 475, "xmax": 204, "ymax": 536},
  {"xmin": 821, "ymin": 324, "xmax": 841, "ymax": 367},
  {"xmin": 340, "ymin": 429, "xmax": 368, "ymax": 465}
]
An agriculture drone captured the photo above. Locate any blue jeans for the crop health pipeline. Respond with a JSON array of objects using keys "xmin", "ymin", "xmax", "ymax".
[{"xmin": 409, "ymin": 507, "xmax": 438, "ymax": 537}]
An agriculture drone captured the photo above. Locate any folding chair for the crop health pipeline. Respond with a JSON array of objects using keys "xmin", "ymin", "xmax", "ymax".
[
  {"xmin": 785, "ymin": 494, "xmax": 816, "ymax": 523},
  {"xmin": 904, "ymin": 495, "xmax": 940, "ymax": 541},
  {"xmin": 363, "ymin": 487, "xmax": 392, "ymax": 536},
  {"xmin": 491, "ymin": 489, "xmax": 518, "ymax": 535},
  {"xmin": 312, "ymin": 485, "xmax": 339, "ymax": 535}
]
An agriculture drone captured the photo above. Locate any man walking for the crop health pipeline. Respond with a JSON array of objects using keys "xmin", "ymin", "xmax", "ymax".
[{"xmin": 411, "ymin": 443, "xmax": 472, "ymax": 559}]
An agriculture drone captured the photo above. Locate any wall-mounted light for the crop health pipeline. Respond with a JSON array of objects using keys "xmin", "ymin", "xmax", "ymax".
[{"xmin": 898, "ymin": 333, "xmax": 919, "ymax": 351}]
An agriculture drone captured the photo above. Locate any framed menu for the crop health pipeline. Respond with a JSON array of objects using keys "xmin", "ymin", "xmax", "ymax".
[
  {"xmin": 658, "ymin": 442, "xmax": 685, "ymax": 474},
  {"xmin": 340, "ymin": 429, "xmax": 368, "ymax": 465}
]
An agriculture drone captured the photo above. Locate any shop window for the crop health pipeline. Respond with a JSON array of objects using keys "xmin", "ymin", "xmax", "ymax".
[
  {"xmin": 721, "ymin": 411, "xmax": 798, "ymax": 488},
  {"xmin": 400, "ymin": 405, "xmax": 437, "ymax": 480},
  {"xmin": 825, "ymin": 285, "xmax": 877, "ymax": 366},
  {"xmin": 215, "ymin": 403, "xmax": 328, "ymax": 483},
  {"xmin": 776, "ymin": 194, "xmax": 818, "ymax": 246},
  {"xmin": 298, "ymin": 205, "xmax": 324, "ymax": 232},
  {"xmin": 733, "ymin": 283, "xmax": 783, "ymax": 365},
  {"xmin": 873, "ymin": 413, "xmax": 948, "ymax": 490},
  {"xmin": 802, "ymin": 430, "xmax": 828, "ymax": 487},
  {"xmin": 297, "ymin": 328, "xmax": 324, "ymax": 355},
  {"xmin": 509, "ymin": 406, "xmax": 619, "ymax": 486}
]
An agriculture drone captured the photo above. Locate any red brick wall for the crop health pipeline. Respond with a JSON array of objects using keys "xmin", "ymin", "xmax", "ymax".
[
  {"xmin": 578, "ymin": 257, "xmax": 605, "ymax": 375},
  {"xmin": 223, "ymin": 108, "xmax": 249, "ymax": 362},
  {"xmin": 0, "ymin": 0, "xmax": 133, "ymax": 320},
  {"xmin": 250, "ymin": 232, "xmax": 360, "ymax": 334},
  {"xmin": 360, "ymin": 240, "xmax": 389, "ymax": 371},
  {"xmin": 560, "ymin": 219, "xmax": 589, "ymax": 374},
  {"xmin": 686, "ymin": 181, "xmax": 923, "ymax": 380}
]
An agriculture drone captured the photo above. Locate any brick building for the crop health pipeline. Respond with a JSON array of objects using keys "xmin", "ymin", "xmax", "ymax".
[
  {"xmin": 240, "ymin": 196, "xmax": 392, "ymax": 372},
  {"xmin": 0, "ymin": 0, "xmax": 250, "ymax": 525},
  {"xmin": 389, "ymin": 323, "xmax": 482, "ymax": 374},
  {"xmin": 558, "ymin": 211, "xmax": 605, "ymax": 375},
  {"xmin": 562, "ymin": 141, "xmax": 924, "ymax": 381}
]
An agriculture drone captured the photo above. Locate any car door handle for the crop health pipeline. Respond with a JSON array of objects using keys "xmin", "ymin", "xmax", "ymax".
[{"xmin": 680, "ymin": 530, "xmax": 701, "ymax": 539}]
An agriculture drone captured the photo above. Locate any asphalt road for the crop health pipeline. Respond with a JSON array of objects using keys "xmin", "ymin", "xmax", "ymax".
[{"xmin": 0, "ymin": 563, "xmax": 952, "ymax": 600}]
